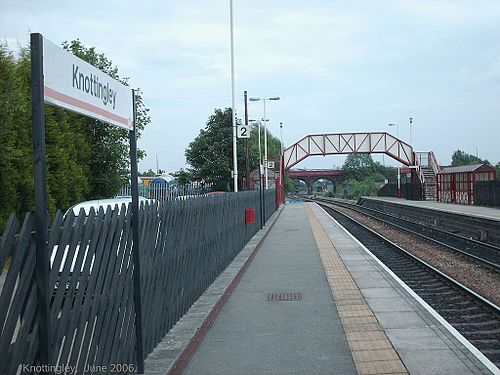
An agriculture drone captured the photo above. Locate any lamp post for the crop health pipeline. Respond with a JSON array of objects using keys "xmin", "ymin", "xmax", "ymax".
[
  {"xmin": 249, "ymin": 97, "xmax": 280, "ymax": 189},
  {"xmin": 388, "ymin": 123, "xmax": 401, "ymax": 198},
  {"xmin": 409, "ymin": 117, "xmax": 413, "ymax": 145},
  {"xmin": 229, "ymin": 0, "xmax": 238, "ymax": 192},
  {"xmin": 280, "ymin": 122, "xmax": 284, "ymax": 154},
  {"xmin": 279, "ymin": 122, "xmax": 284, "ymax": 204},
  {"xmin": 388, "ymin": 123, "xmax": 399, "ymax": 139},
  {"xmin": 249, "ymin": 119, "xmax": 262, "ymax": 179},
  {"xmin": 249, "ymin": 118, "xmax": 263, "ymax": 226}
]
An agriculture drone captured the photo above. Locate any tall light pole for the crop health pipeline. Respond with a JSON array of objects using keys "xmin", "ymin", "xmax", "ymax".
[
  {"xmin": 249, "ymin": 96, "xmax": 280, "ymax": 189},
  {"xmin": 279, "ymin": 122, "xmax": 284, "ymax": 203},
  {"xmin": 249, "ymin": 119, "xmax": 262, "ymax": 178},
  {"xmin": 388, "ymin": 123, "xmax": 401, "ymax": 198},
  {"xmin": 229, "ymin": 0, "xmax": 238, "ymax": 192},
  {"xmin": 409, "ymin": 117, "xmax": 413, "ymax": 145},
  {"xmin": 388, "ymin": 123, "xmax": 399, "ymax": 139},
  {"xmin": 280, "ymin": 122, "xmax": 284, "ymax": 154}
]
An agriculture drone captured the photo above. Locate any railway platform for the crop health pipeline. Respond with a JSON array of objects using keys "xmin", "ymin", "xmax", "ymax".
[
  {"xmin": 144, "ymin": 202, "xmax": 498, "ymax": 375},
  {"xmin": 360, "ymin": 196, "xmax": 500, "ymax": 221},
  {"xmin": 359, "ymin": 196, "xmax": 500, "ymax": 246}
]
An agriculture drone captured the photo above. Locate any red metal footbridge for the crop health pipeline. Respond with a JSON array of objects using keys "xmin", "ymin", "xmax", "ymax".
[{"xmin": 277, "ymin": 132, "xmax": 441, "ymax": 201}]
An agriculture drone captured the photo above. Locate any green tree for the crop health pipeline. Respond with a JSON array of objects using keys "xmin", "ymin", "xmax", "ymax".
[
  {"xmin": 140, "ymin": 169, "xmax": 157, "ymax": 177},
  {"xmin": 451, "ymin": 150, "xmax": 489, "ymax": 167},
  {"xmin": 185, "ymin": 108, "xmax": 281, "ymax": 191},
  {"xmin": 283, "ymin": 174, "xmax": 295, "ymax": 193},
  {"xmin": 0, "ymin": 40, "xmax": 151, "ymax": 232},
  {"xmin": 339, "ymin": 178, "xmax": 379, "ymax": 200},
  {"xmin": 341, "ymin": 153, "xmax": 398, "ymax": 184},
  {"xmin": 342, "ymin": 154, "xmax": 378, "ymax": 181},
  {"xmin": 0, "ymin": 44, "xmax": 21, "ymax": 229},
  {"xmin": 171, "ymin": 169, "xmax": 193, "ymax": 185}
]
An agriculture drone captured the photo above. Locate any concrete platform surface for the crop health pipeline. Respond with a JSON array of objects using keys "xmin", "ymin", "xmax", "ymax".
[
  {"xmin": 363, "ymin": 196, "xmax": 500, "ymax": 221},
  {"xmin": 182, "ymin": 202, "xmax": 357, "ymax": 375},
  {"xmin": 144, "ymin": 202, "xmax": 498, "ymax": 375}
]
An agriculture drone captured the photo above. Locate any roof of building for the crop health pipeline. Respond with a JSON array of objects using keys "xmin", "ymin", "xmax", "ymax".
[{"xmin": 438, "ymin": 163, "xmax": 495, "ymax": 174}]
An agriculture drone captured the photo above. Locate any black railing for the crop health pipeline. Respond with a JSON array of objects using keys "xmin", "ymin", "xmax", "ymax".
[{"xmin": 0, "ymin": 190, "xmax": 277, "ymax": 374}]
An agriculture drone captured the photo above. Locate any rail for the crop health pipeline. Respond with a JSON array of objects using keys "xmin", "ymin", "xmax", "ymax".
[
  {"xmin": 311, "ymin": 197, "xmax": 500, "ymax": 271},
  {"xmin": 317, "ymin": 201, "xmax": 500, "ymax": 367}
]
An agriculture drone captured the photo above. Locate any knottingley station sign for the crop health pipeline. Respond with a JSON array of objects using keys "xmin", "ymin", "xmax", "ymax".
[
  {"xmin": 30, "ymin": 33, "xmax": 144, "ymax": 373},
  {"xmin": 42, "ymin": 37, "xmax": 133, "ymax": 129}
]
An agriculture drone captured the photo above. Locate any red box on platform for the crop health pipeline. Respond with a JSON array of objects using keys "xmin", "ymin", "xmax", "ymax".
[{"xmin": 245, "ymin": 208, "xmax": 255, "ymax": 224}]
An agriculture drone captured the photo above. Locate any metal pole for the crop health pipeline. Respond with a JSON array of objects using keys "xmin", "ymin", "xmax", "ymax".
[
  {"xmin": 397, "ymin": 167, "xmax": 401, "ymax": 198},
  {"xmin": 409, "ymin": 117, "xmax": 413, "ymax": 145},
  {"xmin": 259, "ymin": 164, "xmax": 264, "ymax": 229},
  {"xmin": 263, "ymin": 99, "xmax": 268, "ymax": 189},
  {"xmin": 31, "ymin": 32, "xmax": 53, "ymax": 374},
  {"xmin": 262, "ymin": 167, "xmax": 266, "ymax": 224},
  {"xmin": 280, "ymin": 122, "xmax": 283, "ymax": 155},
  {"xmin": 258, "ymin": 119, "xmax": 262, "ymax": 169},
  {"xmin": 230, "ymin": 0, "xmax": 238, "ymax": 192},
  {"xmin": 280, "ymin": 122, "xmax": 284, "ymax": 204},
  {"xmin": 130, "ymin": 90, "xmax": 145, "ymax": 373},
  {"xmin": 244, "ymin": 91, "xmax": 250, "ymax": 190}
]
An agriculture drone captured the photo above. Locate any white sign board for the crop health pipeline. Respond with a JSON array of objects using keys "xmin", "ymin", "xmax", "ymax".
[
  {"xmin": 43, "ymin": 38, "xmax": 133, "ymax": 130},
  {"xmin": 267, "ymin": 161, "xmax": 275, "ymax": 169},
  {"xmin": 237, "ymin": 124, "xmax": 250, "ymax": 139}
]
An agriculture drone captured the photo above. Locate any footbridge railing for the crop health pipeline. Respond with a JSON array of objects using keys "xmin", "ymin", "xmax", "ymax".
[{"xmin": 283, "ymin": 132, "xmax": 414, "ymax": 171}]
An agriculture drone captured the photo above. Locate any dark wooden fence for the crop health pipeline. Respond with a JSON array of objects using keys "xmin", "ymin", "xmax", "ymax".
[
  {"xmin": 474, "ymin": 181, "xmax": 500, "ymax": 207},
  {"xmin": 0, "ymin": 190, "xmax": 276, "ymax": 374},
  {"xmin": 377, "ymin": 183, "xmax": 424, "ymax": 200}
]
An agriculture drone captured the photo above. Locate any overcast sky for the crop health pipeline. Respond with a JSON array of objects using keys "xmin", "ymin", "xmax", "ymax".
[{"xmin": 1, "ymin": 1, "xmax": 499, "ymax": 172}]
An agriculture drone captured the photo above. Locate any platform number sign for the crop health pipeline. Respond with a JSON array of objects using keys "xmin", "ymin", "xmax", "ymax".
[
  {"xmin": 267, "ymin": 161, "xmax": 275, "ymax": 169},
  {"xmin": 237, "ymin": 124, "xmax": 250, "ymax": 139}
]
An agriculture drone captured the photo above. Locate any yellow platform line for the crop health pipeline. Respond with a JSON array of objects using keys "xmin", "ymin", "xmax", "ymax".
[{"xmin": 305, "ymin": 204, "xmax": 408, "ymax": 375}]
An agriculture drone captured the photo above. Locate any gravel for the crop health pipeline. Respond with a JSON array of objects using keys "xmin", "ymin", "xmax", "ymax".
[{"xmin": 333, "ymin": 205, "xmax": 500, "ymax": 307}]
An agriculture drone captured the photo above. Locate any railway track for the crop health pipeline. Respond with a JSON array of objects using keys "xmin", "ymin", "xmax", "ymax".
[
  {"xmin": 315, "ymin": 201, "xmax": 500, "ymax": 368},
  {"xmin": 311, "ymin": 197, "xmax": 500, "ymax": 271}
]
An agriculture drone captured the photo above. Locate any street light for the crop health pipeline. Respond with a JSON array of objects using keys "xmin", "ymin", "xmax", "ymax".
[
  {"xmin": 279, "ymin": 122, "xmax": 284, "ymax": 203},
  {"xmin": 388, "ymin": 123, "xmax": 399, "ymax": 139},
  {"xmin": 229, "ymin": 0, "xmax": 237, "ymax": 192},
  {"xmin": 249, "ymin": 97, "xmax": 280, "ymax": 189},
  {"xmin": 409, "ymin": 117, "xmax": 413, "ymax": 145},
  {"xmin": 388, "ymin": 123, "xmax": 401, "ymax": 198},
  {"xmin": 280, "ymin": 122, "xmax": 284, "ymax": 154},
  {"xmin": 249, "ymin": 119, "xmax": 263, "ymax": 176}
]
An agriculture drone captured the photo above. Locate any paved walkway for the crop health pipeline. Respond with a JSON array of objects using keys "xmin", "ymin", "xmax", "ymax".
[{"xmin": 183, "ymin": 203, "xmax": 356, "ymax": 375}]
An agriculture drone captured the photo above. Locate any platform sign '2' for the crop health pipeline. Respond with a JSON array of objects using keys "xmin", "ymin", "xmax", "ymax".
[{"xmin": 237, "ymin": 124, "xmax": 250, "ymax": 138}]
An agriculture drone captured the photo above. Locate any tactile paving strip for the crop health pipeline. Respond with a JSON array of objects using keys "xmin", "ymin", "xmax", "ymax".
[{"xmin": 305, "ymin": 204, "xmax": 408, "ymax": 375}]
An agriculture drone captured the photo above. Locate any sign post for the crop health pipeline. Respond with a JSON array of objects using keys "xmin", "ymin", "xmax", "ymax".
[
  {"xmin": 129, "ymin": 90, "xmax": 144, "ymax": 373},
  {"xmin": 31, "ymin": 33, "xmax": 144, "ymax": 373},
  {"xmin": 31, "ymin": 32, "xmax": 53, "ymax": 374}
]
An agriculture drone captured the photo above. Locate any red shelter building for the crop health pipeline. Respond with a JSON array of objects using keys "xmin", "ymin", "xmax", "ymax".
[{"xmin": 436, "ymin": 164, "xmax": 496, "ymax": 205}]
